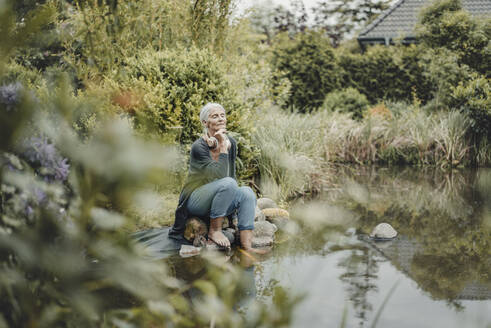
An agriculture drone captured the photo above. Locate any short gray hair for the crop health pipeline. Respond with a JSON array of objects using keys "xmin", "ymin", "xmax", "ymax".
[{"xmin": 199, "ymin": 102, "xmax": 225, "ymax": 124}]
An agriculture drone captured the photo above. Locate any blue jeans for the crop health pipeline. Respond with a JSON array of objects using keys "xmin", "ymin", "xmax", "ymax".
[{"xmin": 186, "ymin": 177, "xmax": 255, "ymax": 231}]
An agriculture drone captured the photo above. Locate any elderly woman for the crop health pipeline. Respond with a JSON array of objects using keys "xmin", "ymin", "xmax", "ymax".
[{"xmin": 169, "ymin": 103, "xmax": 266, "ymax": 254}]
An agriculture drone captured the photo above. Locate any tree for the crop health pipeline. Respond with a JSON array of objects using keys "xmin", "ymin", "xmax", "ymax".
[
  {"xmin": 312, "ymin": 0, "xmax": 391, "ymax": 47},
  {"xmin": 272, "ymin": 31, "xmax": 338, "ymax": 112},
  {"xmin": 249, "ymin": 0, "xmax": 308, "ymax": 43},
  {"xmin": 417, "ymin": 0, "xmax": 491, "ymax": 76}
]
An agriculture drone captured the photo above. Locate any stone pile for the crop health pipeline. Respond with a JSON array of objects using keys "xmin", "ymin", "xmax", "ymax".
[{"xmin": 180, "ymin": 197, "xmax": 290, "ymax": 257}]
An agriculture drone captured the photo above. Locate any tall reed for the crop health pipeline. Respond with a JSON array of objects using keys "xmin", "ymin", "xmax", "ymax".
[{"xmin": 253, "ymin": 106, "xmax": 490, "ymax": 201}]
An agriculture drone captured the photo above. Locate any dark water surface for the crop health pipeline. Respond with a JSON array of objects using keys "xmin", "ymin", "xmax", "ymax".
[{"xmin": 172, "ymin": 167, "xmax": 491, "ymax": 327}]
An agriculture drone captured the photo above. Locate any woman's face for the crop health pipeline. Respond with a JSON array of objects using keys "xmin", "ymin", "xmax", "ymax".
[{"xmin": 205, "ymin": 106, "xmax": 227, "ymax": 134}]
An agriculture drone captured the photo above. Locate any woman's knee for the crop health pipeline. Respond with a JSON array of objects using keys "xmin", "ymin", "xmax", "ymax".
[
  {"xmin": 239, "ymin": 186, "xmax": 256, "ymax": 199},
  {"xmin": 217, "ymin": 177, "xmax": 238, "ymax": 192}
]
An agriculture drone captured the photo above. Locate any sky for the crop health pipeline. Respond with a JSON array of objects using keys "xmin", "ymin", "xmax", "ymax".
[{"xmin": 235, "ymin": 0, "xmax": 322, "ymax": 17}]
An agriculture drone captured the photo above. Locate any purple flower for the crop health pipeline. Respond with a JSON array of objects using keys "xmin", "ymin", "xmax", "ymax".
[
  {"xmin": 33, "ymin": 187, "xmax": 48, "ymax": 204},
  {"xmin": 22, "ymin": 136, "xmax": 70, "ymax": 182},
  {"xmin": 0, "ymin": 82, "xmax": 23, "ymax": 111},
  {"xmin": 54, "ymin": 157, "xmax": 70, "ymax": 181}
]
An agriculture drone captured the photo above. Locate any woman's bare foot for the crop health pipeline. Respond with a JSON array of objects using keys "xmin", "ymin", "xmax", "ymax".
[
  {"xmin": 208, "ymin": 229, "xmax": 231, "ymax": 248},
  {"xmin": 208, "ymin": 217, "xmax": 231, "ymax": 248}
]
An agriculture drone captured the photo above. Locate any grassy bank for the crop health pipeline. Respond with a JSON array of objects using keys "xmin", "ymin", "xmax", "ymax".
[{"xmin": 253, "ymin": 104, "xmax": 491, "ymax": 202}]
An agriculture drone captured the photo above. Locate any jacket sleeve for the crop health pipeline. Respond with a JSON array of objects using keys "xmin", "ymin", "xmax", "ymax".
[
  {"xmin": 231, "ymin": 138, "xmax": 237, "ymax": 180},
  {"xmin": 190, "ymin": 141, "xmax": 230, "ymax": 180}
]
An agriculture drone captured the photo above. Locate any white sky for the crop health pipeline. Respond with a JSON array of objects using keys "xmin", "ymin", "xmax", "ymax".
[{"xmin": 235, "ymin": 0, "xmax": 322, "ymax": 17}]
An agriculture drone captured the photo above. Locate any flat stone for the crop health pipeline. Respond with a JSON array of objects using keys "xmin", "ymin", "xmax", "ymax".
[
  {"xmin": 257, "ymin": 198, "xmax": 278, "ymax": 210},
  {"xmin": 179, "ymin": 245, "xmax": 202, "ymax": 258}
]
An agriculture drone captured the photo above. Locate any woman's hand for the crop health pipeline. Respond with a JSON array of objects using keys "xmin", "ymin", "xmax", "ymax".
[{"xmin": 214, "ymin": 128, "xmax": 229, "ymax": 153}]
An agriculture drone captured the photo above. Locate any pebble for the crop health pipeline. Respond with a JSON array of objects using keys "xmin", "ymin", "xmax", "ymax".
[{"xmin": 370, "ymin": 223, "xmax": 397, "ymax": 240}]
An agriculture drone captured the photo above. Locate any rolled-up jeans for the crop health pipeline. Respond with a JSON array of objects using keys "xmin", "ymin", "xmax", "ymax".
[{"xmin": 186, "ymin": 177, "xmax": 255, "ymax": 231}]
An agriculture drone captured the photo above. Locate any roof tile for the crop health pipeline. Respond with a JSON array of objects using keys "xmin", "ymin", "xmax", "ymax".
[{"xmin": 358, "ymin": 0, "xmax": 491, "ymax": 41}]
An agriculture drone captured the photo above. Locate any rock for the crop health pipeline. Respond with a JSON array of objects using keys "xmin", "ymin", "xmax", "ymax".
[
  {"xmin": 257, "ymin": 198, "xmax": 278, "ymax": 210},
  {"xmin": 193, "ymin": 235, "xmax": 207, "ymax": 247},
  {"xmin": 252, "ymin": 236, "xmax": 273, "ymax": 247},
  {"xmin": 255, "ymin": 206, "xmax": 266, "ymax": 221},
  {"xmin": 268, "ymin": 216, "xmax": 289, "ymax": 230},
  {"xmin": 254, "ymin": 220, "xmax": 277, "ymax": 237},
  {"xmin": 262, "ymin": 208, "xmax": 289, "ymax": 218},
  {"xmin": 184, "ymin": 217, "xmax": 207, "ymax": 244},
  {"xmin": 252, "ymin": 221, "xmax": 276, "ymax": 248},
  {"xmin": 179, "ymin": 245, "xmax": 202, "ymax": 258},
  {"xmin": 370, "ymin": 223, "xmax": 397, "ymax": 240},
  {"xmin": 205, "ymin": 242, "xmax": 223, "ymax": 251},
  {"xmin": 223, "ymin": 228, "xmax": 236, "ymax": 245}
]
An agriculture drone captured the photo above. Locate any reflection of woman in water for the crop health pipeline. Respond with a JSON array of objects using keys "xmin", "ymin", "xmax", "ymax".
[{"xmin": 169, "ymin": 103, "xmax": 267, "ymax": 254}]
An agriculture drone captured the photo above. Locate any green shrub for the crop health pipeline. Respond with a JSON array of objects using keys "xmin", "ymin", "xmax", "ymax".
[
  {"xmin": 417, "ymin": 0, "xmax": 491, "ymax": 75},
  {"xmin": 419, "ymin": 47, "xmax": 473, "ymax": 109},
  {"xmin": 95, "ymin": 47, "xmax": 258, "ymax": 180},
  {"xmin": 337, "ymin": 46, "xmax": 412, "ymax": 104},
  {"xmin": 271, "ymin": 31, "xmax": 339, "ymax": 112},
  {"xmin": 449, "ymin": 75, "xmax": 491, "ymax": 142},
  {"xmin": 321, "ymin": 87, "xmax": 369, "ymax": 120}
]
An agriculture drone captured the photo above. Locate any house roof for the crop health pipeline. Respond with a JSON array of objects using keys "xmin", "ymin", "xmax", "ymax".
[{"xmin": 358, "ymin": 0, "xmax": 491, "ymax": 45}]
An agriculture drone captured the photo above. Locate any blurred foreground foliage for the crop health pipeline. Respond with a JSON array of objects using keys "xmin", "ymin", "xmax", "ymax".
[{"xmin": 0, "ymin": 0, "xmax": 297, "ymax": 327}]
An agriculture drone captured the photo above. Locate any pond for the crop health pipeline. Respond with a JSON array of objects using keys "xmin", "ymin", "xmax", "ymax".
[{"xmin": 167, "ymin": 167, "xmax": 491, "ymax": 327}]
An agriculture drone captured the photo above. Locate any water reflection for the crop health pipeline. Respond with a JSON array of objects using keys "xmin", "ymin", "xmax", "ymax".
[
  {"xmin": 165, "ymin": 167, "xmax": 490, "ymax": 327},
  {"xmin": 266, "ymin": 167, "xmax": 490, "ymax": 327},
  {"xmin": 338, "ymin": 246, "xmax": 381, "ymax": 328},
  {"xmin": 326, "ymin": 167, "xmax": 491, "ymax": 305}
]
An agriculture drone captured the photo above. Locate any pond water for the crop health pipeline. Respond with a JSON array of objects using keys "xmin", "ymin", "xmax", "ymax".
[{"xmin": 168, "ymin": 167, "xmax": 491, "ymax": 327}]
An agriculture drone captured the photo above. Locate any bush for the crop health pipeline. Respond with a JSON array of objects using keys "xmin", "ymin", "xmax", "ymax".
[
  {"xmin": 94, "ymin": 47, "xmax": 258, "ymax": 180},
  {"xmin": 321, "ymin": 87, "xmax": 369, "ymax": 120},
  {"xmin": 449, "ymin": 75, "xmax": 491, "ymax": 142},
  {"xmin": 337, "ymin": 46, "xmax": 412, "ymax": 104},
  {"xmin": 419, "ymin": 47, "xmax": 473, "ymax": 109},
  {"xmin": 417, "ymin": 0, "xmax": 491, "ymax": 75},
  {"xmin": 271, "ymin": 31, "xmax": 339, "ymax": 112}
]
